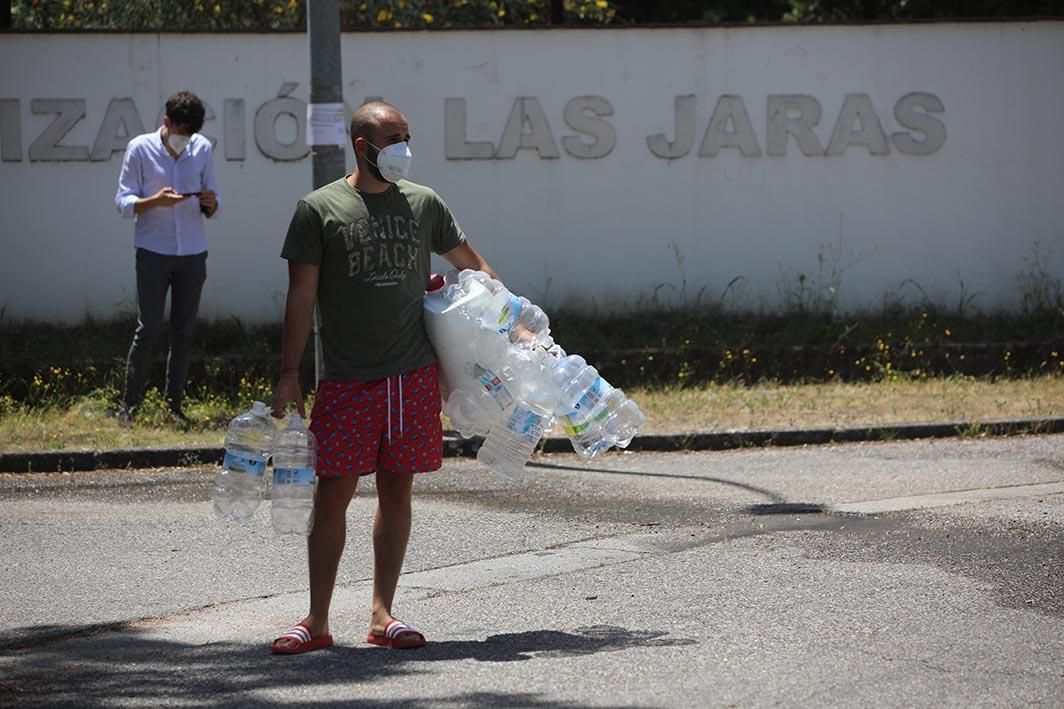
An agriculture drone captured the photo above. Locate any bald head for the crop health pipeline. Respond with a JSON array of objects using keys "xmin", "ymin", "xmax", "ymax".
[
  {"xmin": 350, "ymin": 100, "xmax": 406, "ymax": 144},
  {"xmin": 348, "ymin": 100, "xmax": 412, "ymax": 188}
]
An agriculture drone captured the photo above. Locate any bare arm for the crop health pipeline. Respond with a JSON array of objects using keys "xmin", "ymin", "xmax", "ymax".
[
  {"xmin": 271, "ymin": 261, "xmax": 320, "ymax": 418},
  {"xmin": 440, "ymin": 241, "xmax": 500, "ymax": 281}
]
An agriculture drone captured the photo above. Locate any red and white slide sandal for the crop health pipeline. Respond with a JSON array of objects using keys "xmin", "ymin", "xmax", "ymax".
[
  {"xmin": 271, "ymin": 623, "xmax": 334, "ymax": 655},
  {"xmin": 366, "ymin": 619, "xmax": 426, "ymax": 649}
]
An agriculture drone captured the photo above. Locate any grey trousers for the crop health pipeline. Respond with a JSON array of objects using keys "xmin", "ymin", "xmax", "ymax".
[{"xmin": 123, "ymin": 248, "xmax": 207, "ymax": 411}]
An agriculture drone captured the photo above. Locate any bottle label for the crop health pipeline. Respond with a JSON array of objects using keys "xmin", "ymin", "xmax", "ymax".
[
  {"xmin": 487, "ymin": 294, "xmax": 522, "ymax": 333},
  {"xmin": 561, "ymin": 410, "xmax": 609, "ymax": 437},
  {"xmin": 477, "ymin": 367, "xmax": 514, "ymax": 410},
  {"xmin": 560, "ymin": 379, "xmax": 611, "ymax": 436},
  {"xmin": 560, "ymin": 415, "xmax": 592, "ymax": 437},
  {"xmin": 572, "ymin": 378, "xmax": 608, "ymax": 413},
  {"xmin": 564, "ymin": 405, "xmax": 611, "ymax": 436},
  {"xmin": 223, "ymin": 451, "xmax": 267, "ymax": 477},
  {"xmin": 506, "ymin": 406, "xmax": 545, "ymax": 443},
  {"xmin": 273, "ymin": 467, "xmax": 316, "ymax": 486}
]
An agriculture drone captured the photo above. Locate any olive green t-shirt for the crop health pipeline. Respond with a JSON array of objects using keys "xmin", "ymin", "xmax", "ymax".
[{"xmin": 281, "ymin": 176, "xmax": 466, "ymax": 381}]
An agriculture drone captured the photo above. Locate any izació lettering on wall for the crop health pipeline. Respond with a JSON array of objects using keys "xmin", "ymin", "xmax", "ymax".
[{"xmin": 0, "ymin": 86, "xmax": 945, "ymax": 163}]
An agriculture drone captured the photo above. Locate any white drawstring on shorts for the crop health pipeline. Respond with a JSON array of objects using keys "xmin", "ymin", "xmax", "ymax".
[{"xmin": 386, "ymin": 373, "xmax": 404, "ymax": 443}]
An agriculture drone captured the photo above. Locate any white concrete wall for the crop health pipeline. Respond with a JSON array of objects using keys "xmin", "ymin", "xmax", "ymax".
[{"xmin": 0, "ymin": 23, "xmax": 1061, "ymax": 322}]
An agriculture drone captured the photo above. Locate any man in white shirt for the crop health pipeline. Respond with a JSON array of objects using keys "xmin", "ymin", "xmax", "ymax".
[{"xmin": 114, "ymin": 90, "xmax": 221, "ymax": 425}]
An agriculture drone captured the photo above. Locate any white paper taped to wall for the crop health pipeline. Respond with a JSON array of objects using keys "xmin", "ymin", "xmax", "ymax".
[{"xmin": 306, "ymin": 103, "xmax": 347, "ymax": 147}]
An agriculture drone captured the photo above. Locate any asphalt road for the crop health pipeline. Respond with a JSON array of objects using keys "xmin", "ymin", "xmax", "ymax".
[{"xmin": 1, "ymin": 434, "xmax": 1063, "ymax": 707}]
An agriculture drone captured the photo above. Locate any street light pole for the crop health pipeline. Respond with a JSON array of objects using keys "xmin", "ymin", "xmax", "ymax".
[
  {"xmin": 549, "ymin": 0, "xmax": 564, "ymax": 25},
  {"xmin": 308, "ymin": 0, "xmax": 346, "ymax": 190},
  {"xmin": 306, "ymin": 0, "xmax": 345, "ymax": 384}
]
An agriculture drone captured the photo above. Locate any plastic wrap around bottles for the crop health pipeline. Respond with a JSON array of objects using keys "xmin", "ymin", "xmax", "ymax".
[{"xmin": 424, "ymin": 269, "xmax": 646, "ymax": 477}]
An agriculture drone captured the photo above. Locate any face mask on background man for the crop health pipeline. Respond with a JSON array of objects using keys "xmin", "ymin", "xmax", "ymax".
[{"xmin": 168, "ymin": 133, "xmax": 191, "ymax": 154}]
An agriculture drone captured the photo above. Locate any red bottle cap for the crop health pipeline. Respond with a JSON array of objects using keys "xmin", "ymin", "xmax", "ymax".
[{"xmin": 426, "ymin": 273, "xmax": 445, "ymax": 292}]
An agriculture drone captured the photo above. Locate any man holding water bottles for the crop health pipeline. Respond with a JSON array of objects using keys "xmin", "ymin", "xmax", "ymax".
[
  {"xmin": 269, "ymin": 100, "xmax": 498, "ymax": 655},
  {"xmin": 114, "ymin": 90, "xmax": 221, "ymax": 426}
]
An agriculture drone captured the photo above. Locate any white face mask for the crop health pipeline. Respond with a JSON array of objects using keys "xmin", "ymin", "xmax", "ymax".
[
  {"xmin": 168, "ymin": 132, "xmax": 191, "ymax": 154},
  {"xmin": 368, "ymin": 141, "xmax": 412, "ymax": 183}
]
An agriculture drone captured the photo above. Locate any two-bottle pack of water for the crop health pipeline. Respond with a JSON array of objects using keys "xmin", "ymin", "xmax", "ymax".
[
  {"xmin": 212, "ymin": 401, "xmax": 317, "ymax": 535},
  {"xmin": 423, "ymin": 269, "xmax": 646, "ymax": 480}
]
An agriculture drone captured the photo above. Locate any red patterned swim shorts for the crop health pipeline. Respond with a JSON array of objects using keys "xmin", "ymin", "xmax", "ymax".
[{"xmin": 309, "ymin": 363, "xmax": 443, "ymax": 477}]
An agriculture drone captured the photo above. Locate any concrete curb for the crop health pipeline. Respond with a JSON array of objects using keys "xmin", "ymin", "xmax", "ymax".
[{"xmin": 2, "ymin": 417, "xmax": 1062, "ymax": 474}]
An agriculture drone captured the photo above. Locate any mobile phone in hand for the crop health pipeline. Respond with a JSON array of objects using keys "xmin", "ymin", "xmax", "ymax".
[{"xmin": 181, "ymin": 191, "xmax": 202, "ymax": 197}]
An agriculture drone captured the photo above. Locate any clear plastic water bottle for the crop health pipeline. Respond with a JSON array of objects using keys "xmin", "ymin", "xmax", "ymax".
[
  {"xmin": 474, "ymin": 363, "xmax": 517, "ymax": 411},
  {"xmin": 443, "ymin": 387, "xmax": 496, "ymax": 438},
  {"xmin": 477, "ymin": 404, "xmax": 551, "ymax": 480},
  {"xmin": 508, "ymin": 300, "xmax": 551, "ymax": 349},
  {"xmin": 214, "ymin": 401, "xmax": 274, "ymax": 523},
  {"xmin": 564, "ymin": 388, "xmax": 618, "ymax": 459},
  {"xmin": 568, "ymin": 388, "xmax": 647, "ymax": 458},
  {"xmin": 510, "ymin": 347, "xmax": 561, "ymax": 414},
  {"xmin": 442, "ymin": 361, "xmax": 521, "ymax": 437},
  {"xmin": 470, "ymin": 325, "xmax": 511, "ymax": 371},
  {"xmin": 548, "ymin": 356, "xmax": 646, "ymax": 459},
  {"xmin": 442, "ymin": 269, "xmax": 494, "ymax": 321},
  {"xmin": 551, "ymin": 355, "xmax": 613, "ymax": 432},
  {"xmin": 426, "ymin": 268, "xmax": 646, "ymax": 467},
  {"xmin": 603, "ymin": 393, "xmax": 647, "ymax": 448},
  {"xmin": 270, "ymin": 413, "xmax": 317, "ymax": 536},
  {"xmin": 446, "ymin": 269, "xmax": 523, "ymax": 334},
  {"xmin": 481, "ymin": 286, "xmax": 523, "ymax": 334}
]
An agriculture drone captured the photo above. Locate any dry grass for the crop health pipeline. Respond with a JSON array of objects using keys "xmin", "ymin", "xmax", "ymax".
[
  {"xmin": 629, "ymin": 375, "xmax": 1064, "ymax": 434},
  {"xmin": 0, "ymin": 398, "xmax": 226, "ymax": 453},
  {"xmin": 1, "ymin": 375, "xmax": 1061, "ymax": 453}
]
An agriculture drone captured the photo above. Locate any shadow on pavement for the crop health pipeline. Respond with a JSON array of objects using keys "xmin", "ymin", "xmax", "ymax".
[
  {"xmin": 527, "ymin": 460, "xmax": 790, "ymax": 504},
  {"xmin": 744, "ymin": 502, "xmax": 827, "ymax": 515},
  {"xmin": 528, "ymin": 461, "xmax": 831, "ymax": 518},
  {"xmin": 384, "ymin": 624, "xmax": 697, "ymax": 662},
  {"xmin": 0, "ymin": 624, "xmax": 694, "ymax": 705}
]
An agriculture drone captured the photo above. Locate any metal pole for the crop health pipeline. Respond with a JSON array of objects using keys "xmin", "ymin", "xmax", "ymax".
[
  {"xmin": 306, "ymin": 0, "xmax": 345, "ymax": 385},
  {"xmin": 549, "ymin": 0, "xmax": 564, "ymax": 26},
  {"xmin": 308, "ymin": 0, "xmax": 346, "ymax": 189}
]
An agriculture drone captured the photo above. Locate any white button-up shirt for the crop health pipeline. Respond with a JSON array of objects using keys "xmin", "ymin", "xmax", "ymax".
[{"xmin": 114, "ymin": 128, "xmax": 221, "ymax": 256}]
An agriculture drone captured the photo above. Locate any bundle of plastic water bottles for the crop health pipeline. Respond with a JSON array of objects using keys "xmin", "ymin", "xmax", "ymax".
[
  {"xmin": 212, "ymin": 402, "xmax": 318, "ymax": 535},
  {"xmin": 423, "ymin": 269, "xmax": 646, "ymax": 480}
]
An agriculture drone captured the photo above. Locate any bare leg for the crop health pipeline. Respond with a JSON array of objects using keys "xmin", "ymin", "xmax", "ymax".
[
  {"xmin": 273, "ymin": 475, "xmax": 358, "ymax": 650},
  {"xmin": 369, "ymin": 471, "xmax": 419, "ymax": 643}
]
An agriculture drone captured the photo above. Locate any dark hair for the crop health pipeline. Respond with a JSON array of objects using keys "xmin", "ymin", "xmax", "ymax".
[
  {"xmin": 349, "ymin": 100, "xmax": 400, "ymax": 144},
  {"xmin": 165, "ymin": 91, "xmax": 206, "ymax": 134}
]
